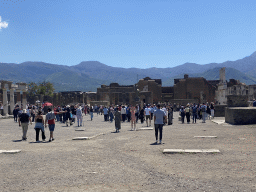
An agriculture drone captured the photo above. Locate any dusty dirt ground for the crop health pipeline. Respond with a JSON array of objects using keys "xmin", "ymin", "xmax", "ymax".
[{"xmin": 0, "ymin": 112, "xmax": 255, "ymax": 192}]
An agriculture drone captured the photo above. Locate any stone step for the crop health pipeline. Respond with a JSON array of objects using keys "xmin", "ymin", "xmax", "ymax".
[
  {"xmin": 0, "ymin": 150, "xmax": 21, "ymax": 154},
  {"xmin": 163, "ymin": 149, "xmax": 220, "ymax": 153},
  {"xmin": 194, "ymin": 136, "xmax": 217, "ymax": 138}
]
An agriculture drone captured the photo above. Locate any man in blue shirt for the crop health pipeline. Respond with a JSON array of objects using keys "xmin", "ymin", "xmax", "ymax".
[
  {"xmin": 103, "ymin": 106, "xmax": 108, "ymax": 121},
  {"xmin": 154, "ymin": 104, "xmax": 167, "ymax": 144}
]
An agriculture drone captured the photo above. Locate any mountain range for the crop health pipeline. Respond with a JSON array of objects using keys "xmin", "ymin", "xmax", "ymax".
[{"xmin": 1, "ymin": 52, "xmax": 256, "ymax": 92}]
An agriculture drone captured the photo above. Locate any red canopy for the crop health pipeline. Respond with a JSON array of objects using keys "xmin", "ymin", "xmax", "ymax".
[{"xmin": 42, "ymin": 102, "xmax": 53, "ymax": 107}]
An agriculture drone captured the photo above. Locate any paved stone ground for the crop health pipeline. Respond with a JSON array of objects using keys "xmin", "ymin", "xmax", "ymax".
[{"xmin": 0, "ymin": 113, "xmax": 255, "ymax": 192}]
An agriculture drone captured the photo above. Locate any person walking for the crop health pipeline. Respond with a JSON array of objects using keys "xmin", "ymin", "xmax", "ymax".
[
  {"xmin": 206, "ymin": 103, "xmax": 211, "ymax": 120},
  {"xmin": 103, "ymin": 106, "xmax": 109, "ymax": 121},
  {"xmin": 210, "ymin": 102, "xmax": 215, "ymax": 119},
  {"xmin": 180, "ymin": 106, "xmax": 185, "ymax": 124},
  {"xmin": 144, "ymin": 105, "xmax": 151, "ymax": 127},
  {"xmin": 202, "ymin": 103, "xmax": 207, "ymax": 123},
  {"xmin": 192, "ymin": 103, "xmax": 198, "ymax": 123},
  {"xmin": 65, "ymin": 105, "xmax": 72, "ymax": 126},
  {"xmin": 126, "ymin": 105, "xmax": 131, "ymax": 122},
  {"xmin": 121, "ymin": 105, "xmax": 126, "ymax": 123},
  {"xmin": 139, "ymin": 107, "xmax": 145, "ymax": 124},
  {"xmin": 130, "ymin": 105, "xmax": 136, "ymax": 130},
  {"xmin": 109, "ymin": 106, "xmax": 114, "ymax": 123},
  {"xmin": 45, "ymin": 108, "xmax": 65, "ymax": 142},
  {"xmin": 89, "ymin": 106, "xmax": 94, "ymax": 120},
  {"xmin": 185, "ymin": 104, "xmax": 191, "ymax": 123},
  {"xmin": 161, "ymin": 105, "xmax": 167, "ymax": 125},
  {"xmin": 114, "ymin": 107, "xmax": 121, "ymax": 132},
  {"xmin": 167, "ymin": 105, "xmax": 173, "ymax": 125},
  {"xmin": 18, "ymin": 109, "xmax": 32, "ymax": 141},
  {"xmin": 34, "ymin": 111, "xmax": 46, "ymax": 142},
  {"xmin": 154, "ymin": 104, "xmax": 166, "ymax": 144},
  {"xmin": 76, "ymin": 106, "xmax": 83, "ymax": 127},
  {"xmin": 13, "ymin": 106, "xmax": 19, "ymax": 122}
]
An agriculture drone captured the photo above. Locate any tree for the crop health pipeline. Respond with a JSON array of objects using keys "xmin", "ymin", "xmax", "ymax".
[{"xmin": 28, "ymin": 81, "xmax": 55, "ymax": 97}]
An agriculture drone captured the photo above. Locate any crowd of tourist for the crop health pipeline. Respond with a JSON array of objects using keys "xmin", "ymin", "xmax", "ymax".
[
  {"xmin": 178, "ymin": 102, "xmax": 215, "ymax": 124},
  {"xmin": 13, "ymin": 101, "xmax": 217, "ymax": 144}
]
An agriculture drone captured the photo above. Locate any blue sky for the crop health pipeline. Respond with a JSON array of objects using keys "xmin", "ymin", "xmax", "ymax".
[{"xmin": 0, "ymin": 0, "xmax": 256, "ymax": 68}]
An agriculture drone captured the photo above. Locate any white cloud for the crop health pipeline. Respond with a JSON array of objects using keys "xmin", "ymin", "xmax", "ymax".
[{"xmin": 0, "ymin": 16, "xmax": 8, "ymax": 30}]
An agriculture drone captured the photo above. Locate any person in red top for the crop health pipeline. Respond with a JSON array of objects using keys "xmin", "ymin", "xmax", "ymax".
[{"xmin": 45, "ymin": 108, "xmax": 65, "ymax": 142}]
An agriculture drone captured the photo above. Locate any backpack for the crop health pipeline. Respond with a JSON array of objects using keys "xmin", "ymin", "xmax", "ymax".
[{"xmin": 192, "ymin": 107, "xmax": 197, "ymax": 113}]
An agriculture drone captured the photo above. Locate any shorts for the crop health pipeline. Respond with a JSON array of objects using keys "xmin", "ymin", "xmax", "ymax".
[
  {"xmin": 146, "ymin": 115, "xmax": 150, "ymax": 119},
  {"xmin": 49, "ymin": 124, "xmax": 55, "ymax": 132}
]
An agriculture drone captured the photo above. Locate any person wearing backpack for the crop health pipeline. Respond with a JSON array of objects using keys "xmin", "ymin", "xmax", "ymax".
[
  {"xmin": 185, "ymin": 104, "xmax": 191, "ymax": 123},
  {"xmin": 180, "ymin": 106, "xmax": 185, "ymax": 124},
  {"xmin": 192, "ymin": 103, "xmax": 198, "ymax": 123}
]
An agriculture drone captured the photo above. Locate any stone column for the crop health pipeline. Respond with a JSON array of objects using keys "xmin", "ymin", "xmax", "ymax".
[
  {"xmin": 10, "ymin": 88, "xmax": 15, "ymax": 114},
  {"xmin": 16, "ymin": 90, "xmax": 22, "ymax": 108},
  {"xmin": 22, "ymin": 90, "xmax": 27, "ymax": 108},
  {"xmin": 3, "ymin": 88, "xmax": 8, "ymax": 116}
]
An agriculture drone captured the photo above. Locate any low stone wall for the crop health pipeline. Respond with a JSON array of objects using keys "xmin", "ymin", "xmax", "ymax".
[
  {"xmin": 225, "ymin": 107, "xmax": 256, "ymax": 125},
  {"xmin": 214, "ymin": 105, "xmax": 227, "ymax": 117}
]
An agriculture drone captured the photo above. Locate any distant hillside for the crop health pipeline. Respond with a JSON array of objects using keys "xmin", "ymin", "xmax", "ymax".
[
  {"xmin": 1, "ymin": 52, "xmax": 256, "ymax": 91},
  {"xmin": 163, "ymin": 67, "xmax": 256, "ymax": 86}
]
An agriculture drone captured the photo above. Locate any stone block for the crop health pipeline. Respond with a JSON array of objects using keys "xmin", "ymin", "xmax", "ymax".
[
  {"xmin": 139, "ymin": 128, "xmax": 153, "ymax": 130},
  {"xmin": 0, "ymin": 150, "xmax": 21, "ymax": 154},
  {"xmin": 225, "ymin": 107, "xmax": 256, "ymax": 125},
  {"xmin": 163, "ymin": 149, "xmax": 220, "ymax": 153},
  {"xmin": 72, "ymin": 137, "xmax": 90, "ymax": 140}
]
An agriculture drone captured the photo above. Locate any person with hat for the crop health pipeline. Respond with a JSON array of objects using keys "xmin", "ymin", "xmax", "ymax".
[{"xmin": 18, "ymin": 109, "xmax": 32, "ymax": 141}]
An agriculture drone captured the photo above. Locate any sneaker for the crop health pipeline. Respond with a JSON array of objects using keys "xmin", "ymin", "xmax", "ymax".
[
  {"xmin": 36, "ymin": 140, "xmax": 40, "ymax": 143},
  {"xmin": 159, "ymin": 140, "xmax": 162, "ymax": 144},
  {"xmin": 49, "ymin": 139, "xmax": 52, "ymax": 142},
  {"xmin": 155, "ymin": 140, "xmax": 158, "ymax": 144},
  {"xmin": 52, "ymin": 138, "xmax": 55, "ymax": 141}
]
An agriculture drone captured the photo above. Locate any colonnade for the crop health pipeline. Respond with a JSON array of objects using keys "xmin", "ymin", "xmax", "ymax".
[{"xmin": 0, "ymin": 81, "xmax": 27, "ymax": 116}]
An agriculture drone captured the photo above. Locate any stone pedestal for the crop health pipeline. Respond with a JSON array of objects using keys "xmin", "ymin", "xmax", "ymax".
[
  {"xmin": 3, "ymin": 89, "xmax": 8, "ymax": 116},
  {"xmin": 225, "ymin": 107, "xmax": 256, "ymax": 125},
  {"xmin": 10, "ymin": 88, "xmax": 15, "ymax": 114}
]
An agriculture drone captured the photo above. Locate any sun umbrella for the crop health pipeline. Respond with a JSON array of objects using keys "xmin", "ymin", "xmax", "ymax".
[{"xmin": 42, "ymin": 102, "xmax": 53, "ymax": 107}]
